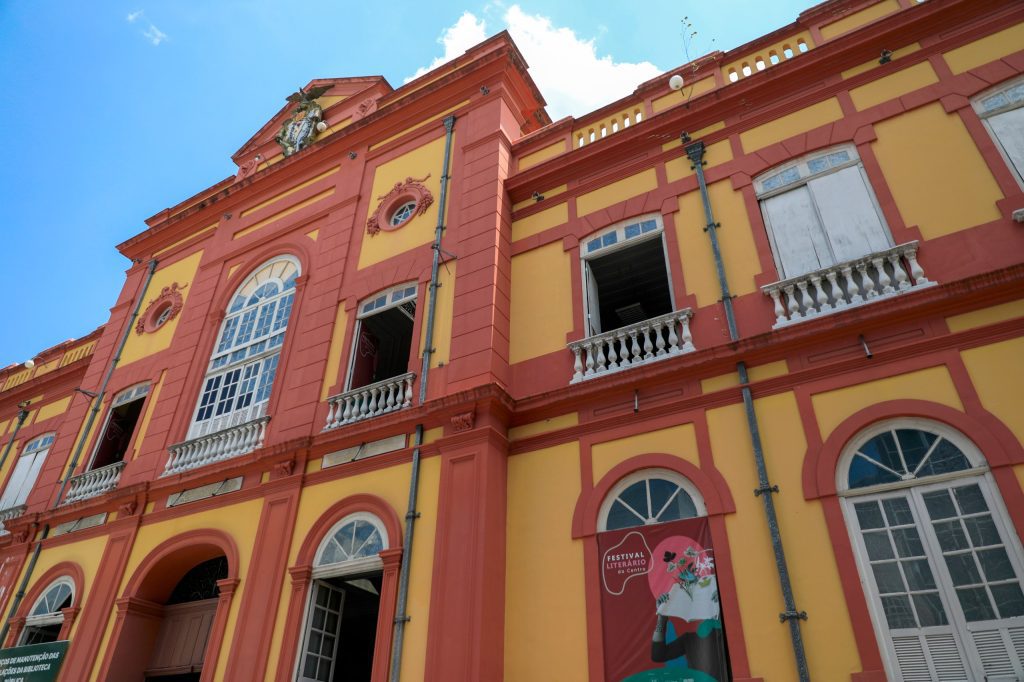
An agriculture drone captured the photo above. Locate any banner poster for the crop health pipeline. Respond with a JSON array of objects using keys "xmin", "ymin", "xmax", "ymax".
[{"xmin": 597, "ymin": 517, "xmax": 728, "ymax": 682}]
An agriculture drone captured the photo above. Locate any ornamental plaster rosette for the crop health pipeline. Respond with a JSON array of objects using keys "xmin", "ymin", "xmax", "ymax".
[
  {"xmin": 136, "ymin": 282, "xmax": 187, "ymax": 335},
  {"xmin": 366, "ymin": 175, "xmax": 434, "ymax": 236}
]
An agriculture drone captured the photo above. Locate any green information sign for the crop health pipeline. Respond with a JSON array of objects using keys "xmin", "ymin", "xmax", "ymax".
[{"xmin": 0, "ymin": 641, "xmax": 69, "ymax": 682}]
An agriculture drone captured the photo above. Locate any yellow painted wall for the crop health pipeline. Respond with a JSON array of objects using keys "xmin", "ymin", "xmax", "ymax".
[
  {"xmin": 677, "ymin": 180, "xmax": 762, "ymax": 307},
  {"xmin": 262, "ymin": 458, "xmax": 442, "ymax": 681},
  {"xmin": 511, "ymin": 204, "xmax": 568, "ymax": 242},
  {"xmin": 666, "ymin": 140, "xmax": 732, "ymax": 183},
  {"xmin": 820, "ymin": 0, "xmax": 899, "ymax": 40},
  {"xmin": 518, "ymin": 141, "xmax": 567, "ymax": 171},
  {"xmin": 652, "ymin": 77, "xmax": 716, "ymax": 113},
  {"xmin": 513, "ymin": 185, "xmax": 567, "ymax": 212},
  {"xmin": 15, "ymin": 535, "xmax": 108, "ymax": 640},
  {"xmin": 505, "ymin": 442, "xmax": 588, "ymax": 681},
  {"xmin": 740, "ymin": 98, "xmax": 843, "ymax": 152},
  {"xmin": 811, "ymin": 365, "xmax": 963, "ymax": 442},
  {"xmin": 119, "ymin": 250, "xmax": 205, "ymax": 366},
  {"xmin": 961, "ymin": 339, "xmax": 1024, "ymax": 446},
  {"xmin": 576, "ymin": 168, "xmax": 658, "ymax": 217},
  {"xmin": 716, "ymin": 393, "xmax": 862, "ymax": 679},
  {"xmin": 591, "ymin": 424, "xmax": 699, "ymax": 485},
  {"xmin": 358, "ymin": 134, "xmax": 450, "ymax": 269},
  {"xmin": 947, "ymin": 299, "xmax": 1024, "ymax": 332},
  {"xmin": 508, "ymin": 413, "xmax": 578, "ymax": 441},
  {"xmin": 320, "ymin": 304, "xmax": 349, "ymax": 401},
  {"xmin": 89, "ymin": 498, "xmax": 264, "ymax": 682},
  {"xmin": 944, "ymin": 23, "xmax": 1024, "ymax": 75},
  {"xmin": 509, "ymin": 243, "xmax": 574, "ymax": 363},
  {"xmin": 34, "ymin": 396, "xmax": 70, "ymax": 424},
  {"xmin": 419, "ymin": 261, "xmax": 456, "ymax": 367},
  {"xmin": 368, "ymin": 102, "xmax": 466, "ymax": 152},
  {"xmin": 872, "ymin": 103, "xmax": 1003, "ymax": 238},
  {"xmin": 662, "ymin": 122, "xmax": 725, "ymax": 152},
  {"xmin": 849, "ymin": 61, "xmax": 938, "ymax": 111},
  {"xmin": 233, "ymin": 189, "xmax": 335, "ymax": 240},
  {"xmin": 842, "ymin": 43, "xmax": 921, "ymax": 79}
]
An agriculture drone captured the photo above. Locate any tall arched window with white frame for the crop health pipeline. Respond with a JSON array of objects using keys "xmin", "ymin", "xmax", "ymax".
[
  {"xmin": 20, "ymin": 577, "xmax": 74, "ymax": 645},
  {"xmin": 188, "ymin": 256, "xmax": 299, "ymax": 439},
  {"xmin": 839, "ymin": 419, "xmax": 1024, "ymax": 681},
  {"xmin": 972, "ymin": 76, "xmax": 1024, "ymax": 189}
]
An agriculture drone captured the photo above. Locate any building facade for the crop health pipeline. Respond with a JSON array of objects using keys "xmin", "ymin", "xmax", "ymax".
[{"xmin": 0, "ymin": 0, "xmax": 1022, "ymax": 679}]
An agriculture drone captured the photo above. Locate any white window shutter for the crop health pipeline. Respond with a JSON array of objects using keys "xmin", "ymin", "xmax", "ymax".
[
  {"xmin": 0, "ymin": 449, "xmax": 47, "ymax": 510},
  {"xmin": 585, "ymin": 264, "xmax": 602, "ymax": 335},
  {"xmin": 761, "ymin": 185, "xmax": 833, "ymax": 278},
  {"xmin": 892, "ymin": 633, "xmax": 970, "ymax": 681},
  {"xmin": 808, "ymin": 166, "xmax": 890, "ymax": 263},
  {"xmin": 989, "ymin": 107, "xmax": 1024, "ymax": 183}
]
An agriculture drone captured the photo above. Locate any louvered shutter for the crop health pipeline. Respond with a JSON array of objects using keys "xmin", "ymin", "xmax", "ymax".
[{"xmin": 807, "ymin": 166, "xmax": 891, "ymax": 263}]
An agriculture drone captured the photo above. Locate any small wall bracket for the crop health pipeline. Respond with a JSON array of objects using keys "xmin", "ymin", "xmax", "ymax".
[
  {"xmin": 779, "ymin": 610, "xmax": 808, "ymax": 623},
  {"xmin": 754, "ymin": 484, "xmax": 780, "ymax": 497}
]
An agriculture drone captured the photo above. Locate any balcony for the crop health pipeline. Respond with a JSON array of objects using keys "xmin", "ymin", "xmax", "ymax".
[
  {"xmin": 0, "ymin": 505, "xmax": 26, "ymax": 534},
  {"xmin": 164, "ymin": 416, "xmax": 269, "ymax": 476},
  {"xmin": 64, "ymin": 461, "xmax": 126, "ymax": 505},
  {"xmin": 762, "ymin": 242, "xmax": 933, "ymax": 328},
  {"xmin": 324, "ymin": 372, "xmax": 415, "ymax": 431},
  {"xmin": 569, "ymin": 309, "xmax": 695, "ymax": 383}
]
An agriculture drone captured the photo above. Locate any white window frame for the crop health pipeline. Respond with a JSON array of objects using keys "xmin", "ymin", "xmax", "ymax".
[
  {"xmin": 597, "ymin": 468, "xmax": 706, "ymax": 532},
  {"xmin": 580, "ymin": 215, "xmax": 675, "ymax": 337},
  {"xmin": 20, "ymin": 577, "xmax": 74, "ymax": 644},
  {"xmin": 188, "ymin": 256, "xmax": 300, "ymax": 439},
  {"xmin": 0, "ymin": 434, "xmax": 54, "ymax": 512},
  {"xmin": 838, "ymin": 419, "xmax": 1024, "ymax": 681},
  {"xmin": 295, "ymin": 512, "xmax": 389, "ymax": 682},
  {"xmin": 972, "ymin": 75, "xmax": 1024, "ymax": 190},
  {"xmin": 86, "ymin": 383, "xmax": 150, "ymax": 470},
  {"xmin": 754, "ymin": 145, "xmax": 893, "ymax": 280},
  {"xmin": 344, "ymin": 282, "xmax": 418, "ymax": 391}
]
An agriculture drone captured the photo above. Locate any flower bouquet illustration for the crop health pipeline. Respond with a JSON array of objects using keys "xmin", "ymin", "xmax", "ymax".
[{"xmin": 655, "ymin": 546, "xmax": 719, "ymax": 621}]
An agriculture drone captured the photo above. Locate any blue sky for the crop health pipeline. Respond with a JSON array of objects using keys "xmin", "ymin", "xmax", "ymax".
[{"xmin": 0, "ymin": 1, "xmax": 810, "ymax": 367}]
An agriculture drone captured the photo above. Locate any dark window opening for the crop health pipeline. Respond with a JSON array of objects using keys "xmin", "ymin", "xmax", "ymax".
[
  {"xmin": 92, "ymin": 396, "xmax": 146, "ymax": 470},
  {"xmin": 20, "ymin": 622, "xmax": 62, "ymax": 645},
  {"xmin": 586, "ymin": 237, "xmax": 672, "ymax": 334},
  {"xmin": 349, "ymin": 303, "xmax": 415, "ymax": 390},
  {"xmin": 167, "ymin": 556, "xmax": 228, "ymax": 605},
  {"xmin": 301, "ymin": 572, "xmax": 382, "ymax": 682}
]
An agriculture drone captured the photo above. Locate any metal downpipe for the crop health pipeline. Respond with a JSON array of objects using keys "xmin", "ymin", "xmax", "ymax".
[
  {"xmin": 684, "ymin": 139, "xmax": 811, "ymax": 681},
  {"xmin": 0, "ymin": 406, "xmax": 30, "ymax": 475},
  {"xmin": 390, "ymin": 114, "xmax": 455, "ymax": 681},
  {"xmin": 0, "ymin": 258, "xmax": 159, "ymax": 645}
]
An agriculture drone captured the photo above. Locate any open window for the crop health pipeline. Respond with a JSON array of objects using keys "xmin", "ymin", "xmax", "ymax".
[
  {"xmin": 755, "ymin": 145, "xmax": 892, "ymax": 279},
  {"xmin": 91, "ymin": 384, "xmax": 149, "ymax": 470},
  {"xmin": 973, "ymin": 76, "xmax": 1024, "ymax": 189},
  {"xmin": 298, "ymin": 513, "xmax": 388, "ymax": 682},
  {"xmin": 347, "ymin": 283, "xmax": 417, "ymax": 391},
  {"xmin": 0, "ymin": 434, "xmax": 54, "ymax": 513},
  {"xmin": 19, "ymin": 578, "xmax": 73, "ymax": 645},
  {"xmin": 581, "ymin": 216, "xmax": 673, "ymax": 337},
  {"xmin": 188, "ymin": 256, "xmax": 299, "ymax": 440}
]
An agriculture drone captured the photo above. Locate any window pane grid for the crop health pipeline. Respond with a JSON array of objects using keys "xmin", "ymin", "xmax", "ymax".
[{"xmin": 603, "ymin": 475, "xmax": 699, "ymax": 531}]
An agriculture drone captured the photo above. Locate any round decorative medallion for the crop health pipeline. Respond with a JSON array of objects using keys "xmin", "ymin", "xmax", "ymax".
[
  {"xmin": 136, "ymin": 283, "xmax": 187, "ymax": 334},
  {"xmin": 366, "ymin": 175, "xmax": 434, "ymax": 236}
]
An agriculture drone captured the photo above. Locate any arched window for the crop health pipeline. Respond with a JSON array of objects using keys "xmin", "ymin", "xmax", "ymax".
[
  {"xmin": 299, "ymin": 513, "xmax": 389, "ymax": 682},
  {"xmin": 972, "ymin": 76, "xmax": 1024, "ymax": 189},
  {"xmin": 188, "ymin": 256, "xmax": 299, "ymax": 439},
  {"xmin": 20, "ymin": 577, "xmax": 73, "ymax": 645},
  {"xmin": 598, "ymin": 469, "xmax": 705, "ymax": 531},
  {"xmin": 839, "ymin": 419, "xmax": 1024, "ymax": 680},
  {"xmin": 90, "ymin": 383, "xmax": 150, "ymax": 471},
  {"xmin": 0, "ymin": 433, "xmax": 54, "ymax": 513}
]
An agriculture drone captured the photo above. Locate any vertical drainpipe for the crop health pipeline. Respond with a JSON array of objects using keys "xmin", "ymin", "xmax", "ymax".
[
  {"xmin": 0, "ymin": 405, "xmax": 31, "ymax": 475},
  {"xmin": 390, "ymin": 114, "xmax": 456, "ymax": 681},
  {"xmin": 684, "ymin": 139, "xmax": 811, "ymax": 681},
  {"xmin": 0, "ymin": 258, "xmax": 159, "ymax": 646}
]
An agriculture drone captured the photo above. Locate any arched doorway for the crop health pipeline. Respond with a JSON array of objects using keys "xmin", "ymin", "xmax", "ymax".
[{"xmin": 99, "ymin": 531, "xmax": 238, "ymax": 682}]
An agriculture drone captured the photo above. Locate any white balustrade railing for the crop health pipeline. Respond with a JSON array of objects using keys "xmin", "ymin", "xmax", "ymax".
[
  {"xmin": 324, "ymin": 373, "xmax": 415, "ymax": 431},
  {"xmin": 64, "ymin": 461, "xmax": 126, "ymax": 504},
  {"xmin": 0, "ymin": 505, "xmax": 27, "ymax": 534},
  {"xmin": 762, "ymin": 242, "xmax": 933, "ymax": 328},
  {"xmin": 164, "ymin": 416, "xmax": 269, "ymax": 476},
  {"xmin": 569, "ymin": 309, "xmax": 695, "ymax": 383}
]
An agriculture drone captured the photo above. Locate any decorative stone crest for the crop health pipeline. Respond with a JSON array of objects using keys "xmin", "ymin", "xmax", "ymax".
[
  {"xmin": 450, "ymin": 411, "xmax": 475, "ymax": 432},
  {"xmin": 136, "ymin": 282, "xmax": 187, "ymax": 335},
  {"xmin": 118, "ymin": 500, "xmax": 138, "ymax": 517},
  {"xmin": 274, "ymin": 459, "xmax": 295, "ymax": 478},
  {"xmin": 353, "ymin": 97, "xmax": 377, "ymax": 121},
  {"xmin": 366, "ymin": 175, "xmax": 434, "ymax": 235},
  {"xmin": 275, "ymin": 85, "xmax": 333, "ymax": 157},
  {"xmin": 235, "ymin": 156, "xmax": 260, "ymax": 181}
]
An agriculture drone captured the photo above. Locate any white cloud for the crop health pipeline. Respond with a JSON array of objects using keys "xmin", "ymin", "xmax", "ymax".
[
  {"xmin": 143, "ymin": 23, "xmax": 168, "ymax": 46},
  {"xmin": 126, "ymin": 10, "xmax": 143, "ymax": 23},
  {"xmin": 406, "ymin": 6, "xmax": 663, "ymax": 120}
]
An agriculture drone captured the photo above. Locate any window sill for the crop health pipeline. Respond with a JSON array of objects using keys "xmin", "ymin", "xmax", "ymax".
[
  {"xmin": 568, "ymin": 309, "xmax": 695, "ymax": 383},
  {"xmin": 324, "ymin": 373, "xmax": 416, "ymax": 431},
  {"xmin": 762, "ymin": 242, "xmax": 934, "ymax": 328}
]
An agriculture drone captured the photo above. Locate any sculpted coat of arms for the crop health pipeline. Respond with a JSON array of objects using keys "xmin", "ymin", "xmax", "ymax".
[{"xmin": 275, "ymin": 85, "xmax": 333, "ymax": 157}]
